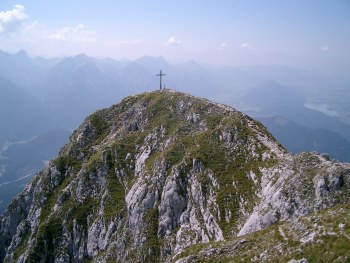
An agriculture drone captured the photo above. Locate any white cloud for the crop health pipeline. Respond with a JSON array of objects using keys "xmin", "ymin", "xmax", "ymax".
[
  {"xmin": 16, "ymin": 20, "xmax": 47, "ymax": 41},
  {"xmin": 220, "ymin": 42, "xmax": 228, "ymax": 49},
  {"xmin": 49, "ymin": 24, "xmax": 96, "ymax": 42},
  {"xmin": 241, "ymin": 42, "xmax": 253, "ymax": 49},
  {"xmin": 163, "ymin": 36, "xmax": 182, "ymax": 46},
  {"xmin": 0, "ymin": 5, "xmax": 99, "ymax": 57},
  {"xmin": 321, "ymin": 46, "xmax": 329, "ymax": 52},
  {"xmin": 0, "ymin": 5, "xmax": 28, "ymax": 33},
  {"xmin": 0, "ymin": 5, "xmax": 27, "ymax": 23},
  {"xmin": 130, "ymin": 37, "xmax": 144, "ymax": 45}
]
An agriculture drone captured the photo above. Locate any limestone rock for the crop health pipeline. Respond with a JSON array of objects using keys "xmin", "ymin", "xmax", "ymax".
[{"xmin": 1, "ymin": 90, "xmax": 349, "ymax": 262}]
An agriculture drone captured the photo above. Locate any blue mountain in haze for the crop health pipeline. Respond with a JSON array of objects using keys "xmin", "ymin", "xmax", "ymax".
[
  {"xmin": 240, "ymin": 80, "xmax": 350, "ymax": 142},
  {"xmin": 259, "ymin": 116, "xmax": 350, "ymax": 162},
  {"xmin": 0, "ymin": 77, "xmax": 54, "ymax": 143}
]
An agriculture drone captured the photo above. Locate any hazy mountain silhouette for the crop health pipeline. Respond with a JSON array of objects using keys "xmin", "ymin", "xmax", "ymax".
[
  {"xmin": 259, "ymin": 116, "xmax": 350, "ymax": 162},
  {"xmin": 38, "ymin": 54, "xmax": 127, "ymax": 129},
  {"xmin": 248, "ymin": 64, "xmax": 325, "ymax": 86},
  {"xmin": 0, "ymin": 49, "xmax": 59, "ymax": 89},
  {"xmin": 240, "ymin": 80, "xmax": 350, "ymax": 142},
  {"xmin": 0, "ymin": 77, "xmax": 54, "ymax": 144}
]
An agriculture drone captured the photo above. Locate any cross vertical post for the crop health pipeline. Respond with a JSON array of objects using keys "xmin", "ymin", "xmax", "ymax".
[{"xmin": 156, "ymin": 70, "xmax": 166, "ymax": 90}]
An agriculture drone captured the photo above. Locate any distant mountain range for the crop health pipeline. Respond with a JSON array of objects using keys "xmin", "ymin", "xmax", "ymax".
[
  {"xmin": 0, "ymin": 49, "xmax": 349, "ymax": 212},
  {"xmin": 258, "ymin": 116, "xmax": 350, "ymax": 163},
  {"xmin": 237, "ymin": 80, "xmax": 350, "ymax": 142},
  {"xmin": 0, "ymin": 77, "xmax": 55, "ymax": 144},
  {"xmin": 0, "ymin": 49, "xmax": 60, "ymax": 89}
]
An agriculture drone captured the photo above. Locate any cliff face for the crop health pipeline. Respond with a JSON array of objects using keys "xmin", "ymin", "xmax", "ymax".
[{"xmin": 1, "ymin": 90, "xmax": 349, "ymax": 262}]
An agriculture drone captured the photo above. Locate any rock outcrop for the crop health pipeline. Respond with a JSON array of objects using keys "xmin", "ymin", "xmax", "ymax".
[{"xmin": 1, "ymin": 90, "xmax": 349, "ymax": 262}]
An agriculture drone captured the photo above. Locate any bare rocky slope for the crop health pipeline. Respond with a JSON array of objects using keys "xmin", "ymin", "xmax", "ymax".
[{"xmin": 1, "ymin": 90, "xmax": 349, "ymax": 262}]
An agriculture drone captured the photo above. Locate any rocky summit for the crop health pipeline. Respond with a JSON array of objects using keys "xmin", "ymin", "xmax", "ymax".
[{"xmin": 1, "ymin": 90, "xmax": 349, "ymax": 262}]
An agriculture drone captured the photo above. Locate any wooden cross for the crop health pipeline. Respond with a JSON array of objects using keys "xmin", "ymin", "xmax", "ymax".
[{"xmin": 156, "ymin": 70, "xmax": 166, "ymax": 90}]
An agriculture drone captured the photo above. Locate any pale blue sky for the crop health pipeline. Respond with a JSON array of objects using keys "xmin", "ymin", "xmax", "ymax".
[{"xmin": 0, "ymin": 1, "xmax": 349, "ymax": 75}]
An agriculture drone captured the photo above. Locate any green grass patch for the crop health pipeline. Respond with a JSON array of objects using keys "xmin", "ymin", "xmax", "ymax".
[
  {"xmin": 89, "ymin": 112, "xmax": 109, "ymax": 138},
  {"xmin": 52, "ymin": 155, "xmax": 82, "ymax": 175},
  {"xmin": 105, "ymin": 170, "xmax": 126, "ymax": 220},
  {"xmin": 141, "ymin": 206, "xmax": 161, "ymax": 262}
]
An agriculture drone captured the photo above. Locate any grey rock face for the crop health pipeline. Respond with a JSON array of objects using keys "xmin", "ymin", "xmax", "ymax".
[
  {"xmin": 1, "ymin": 90, "xmax": 349, "ymax": 262},
  {"xmin": 238, "ymin": 154, "xmax": 350, "ymax": 236}
]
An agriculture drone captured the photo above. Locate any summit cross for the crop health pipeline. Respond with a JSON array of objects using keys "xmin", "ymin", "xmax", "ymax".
[{"xmin": 156, "ymin": 70, "xmax": 166, "ymax": 90}]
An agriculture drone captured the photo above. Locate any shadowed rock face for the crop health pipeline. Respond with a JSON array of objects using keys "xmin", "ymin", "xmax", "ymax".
[{"xmin": 1, "ymin": 90, "xmax": 349, "ymax": 262}]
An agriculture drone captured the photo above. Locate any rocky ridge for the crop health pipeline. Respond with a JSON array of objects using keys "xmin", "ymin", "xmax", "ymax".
[{"xmin": 1, "ymin": 89, "xmax": 349, "ymax": 262}]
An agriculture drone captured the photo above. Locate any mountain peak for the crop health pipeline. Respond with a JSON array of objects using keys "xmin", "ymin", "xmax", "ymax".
[
  {"xmin": 74, "ymin": 53, "xmax": 89, "ymax": 59},
  {"xmin": 1, "ymin": 90, "xmax": 349, "ymax": 262},
  {"xmin": 15, "ymin": 49, "xmax": 29, "ymax": 58}
]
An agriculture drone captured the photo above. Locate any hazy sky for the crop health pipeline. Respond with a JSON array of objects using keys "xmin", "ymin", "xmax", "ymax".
[{"xmin": 0, "ymin": 1, "xmax": 349, "ymax": 75}]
